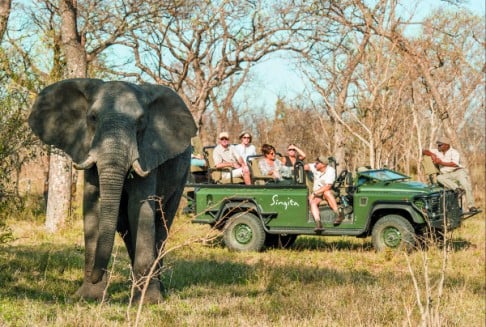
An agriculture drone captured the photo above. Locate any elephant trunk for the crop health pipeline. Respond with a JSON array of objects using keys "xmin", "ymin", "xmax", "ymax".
[
  {"xmin": 90, "ymin": 131, "xmax": 135, "ymax": 284},
  {"xmin": 91, "ymin": 168, "xmax": 126, "ymax": 284}
]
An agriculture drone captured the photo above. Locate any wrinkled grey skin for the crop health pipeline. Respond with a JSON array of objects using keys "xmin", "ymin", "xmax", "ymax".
[{"xmin": 28, "ymin": 78, "xmax": 197, "ymax": 303}]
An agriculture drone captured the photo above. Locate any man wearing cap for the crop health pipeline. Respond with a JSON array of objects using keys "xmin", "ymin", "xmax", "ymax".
[
  {"xmin": 304, "ymin": 156, "xmax": 343, "ymax": 231},
  {"xmin": 213, "ymin": 132, "xmax": 251, "ymax": 185},
  {"xmin": 423, "ymin": 136, "xmax": 478, "ymax": 212}
]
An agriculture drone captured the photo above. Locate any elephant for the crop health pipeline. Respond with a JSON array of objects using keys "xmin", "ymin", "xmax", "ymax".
[{"xmin": 28, "ymin": 78, "xmax": 197, "ymax": 303}]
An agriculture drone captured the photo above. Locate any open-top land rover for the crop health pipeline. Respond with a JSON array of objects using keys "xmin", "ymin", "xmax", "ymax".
[{"xmin": 186, "ymin": 151, "xmax": 478, "ymax": 252}]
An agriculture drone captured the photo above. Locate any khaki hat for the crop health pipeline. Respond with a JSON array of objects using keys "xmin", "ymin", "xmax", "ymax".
[
  {"xmin": 316, "ymin": 155, "xmax": 328, "ymax": 164},
  {"xmin": 218, "ymin": 131, "xmax": 229, "ymax": 140},
  {"xmin": 436, "ymin": 136, "xmax": 451, "ymax": 145}
]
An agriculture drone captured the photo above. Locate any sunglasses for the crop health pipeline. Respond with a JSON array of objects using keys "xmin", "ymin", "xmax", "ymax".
[
  {"xmin": 242, "ymin": 136, "xmax": 250, "ymax": 139},
  {"xmin": 268, "ymin": 152, "xmax": 275, "ymax": 155},
  {"xmin": 288, "ymin": 148, "xmax": 295, "ymax": 151},
  {"xmin": 220, "ymin": 137, "xmax": 229, "ymax": 141}
]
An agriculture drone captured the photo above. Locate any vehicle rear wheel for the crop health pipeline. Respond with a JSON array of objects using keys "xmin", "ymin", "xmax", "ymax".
[
  {"xmin": 372, "ymin": 214, "xmax": 416, "ymax": 252},
  {"xmin": 265, "ymin": 234, "xmax": 297, "ymax": 249},
  {"xmin": 223, "ymin": 212, "xmax": 265, "ymax": 252}
]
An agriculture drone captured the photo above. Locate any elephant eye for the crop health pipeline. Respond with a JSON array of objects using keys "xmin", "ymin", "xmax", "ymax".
[{"xmin": 88, "ymin": 112, "xmax": 97, "ymax": 123}]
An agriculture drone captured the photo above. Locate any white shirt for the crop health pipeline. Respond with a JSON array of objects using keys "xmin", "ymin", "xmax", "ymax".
[
  {"xmin": 429, "ymin": 148, "xmax": 462, "ymax": 173},
  {"xmin": 213, "ymin": 144, "xmax": 241, "ymax": 165},
  {"xmin": 235, "ymin": 144, "xmax": 256, "ymax": 162},
  {"xmin": 310, "ymin": 163, "xmax": 336, "ymax": 192}
]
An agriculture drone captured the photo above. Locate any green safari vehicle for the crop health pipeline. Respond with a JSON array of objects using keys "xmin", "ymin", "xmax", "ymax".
[{"xmin": 187, "ymin": 157, "xmax": 477, "ymax": 252}]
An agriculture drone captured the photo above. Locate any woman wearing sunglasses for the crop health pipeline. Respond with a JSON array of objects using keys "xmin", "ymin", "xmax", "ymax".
[
  {"xmin": 259, "ymin": 144, "xmax": 292, "ymax": 183},
  {"xmin": 235, "ymin": 131, "xmax": 256, "ymax": 163},
  {"xmin": 281, "ymin": 143, "xmax": 306, "ymax": 167}
]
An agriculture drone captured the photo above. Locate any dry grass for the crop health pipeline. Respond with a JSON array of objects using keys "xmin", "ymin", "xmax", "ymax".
[{"xmin": 0, "ymin": 204, "xmax": 484, "ymax": 327}]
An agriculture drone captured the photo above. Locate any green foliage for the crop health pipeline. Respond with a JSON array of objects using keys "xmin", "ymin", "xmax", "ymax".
[
  {"xmin": 0, "ymin": 90, "xmax": 39, "ymax": 193},
  {"xmin": 0, "ymin": 56, "xmax": 42, "ymax": 230},
  {"xmin": 0, "ymin": 194, "xmax": 45, "ymax": 245}
]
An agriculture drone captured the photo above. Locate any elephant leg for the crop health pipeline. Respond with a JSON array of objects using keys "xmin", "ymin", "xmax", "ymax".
[
  {"xmin": 75, "ymin": 168, "xmax": 107, "ymax": 301},
  {"xmin": 153, "ymin": 154, "xmax": 191, "ymax": 292},
  {"xmin": 126, "ymin": 175, "xmax": 163, "ymax": 304},
  {"xmin": 117, "ymin": 191, "xmax": 135, "ymax": 265},
  {"xmin": 155, "ymin": 153, "xmax": 191, "ymax": 252}
]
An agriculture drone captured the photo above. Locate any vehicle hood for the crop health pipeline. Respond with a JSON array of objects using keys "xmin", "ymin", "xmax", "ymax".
[{"xmin": 360, "ymin": 181, "xmax": 443, "ymax": 194}]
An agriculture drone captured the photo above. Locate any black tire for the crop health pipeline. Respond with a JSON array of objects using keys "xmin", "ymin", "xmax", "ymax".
[
  {"xmin": 264, "ymin": 234, "xmax": 297, "ymax": 249},
  {"xmin": 223, "ymin": 212, "xmax": 266, "ymax": 252},
  {"xmin": 371, "ymin": 214, "xmax": 416, "ymax": 252}
]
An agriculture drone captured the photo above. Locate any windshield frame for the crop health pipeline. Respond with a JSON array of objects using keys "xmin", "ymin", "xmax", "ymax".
[{"xmin": 357, "ymin": 169, "xmax": 410, "ymax": 182}]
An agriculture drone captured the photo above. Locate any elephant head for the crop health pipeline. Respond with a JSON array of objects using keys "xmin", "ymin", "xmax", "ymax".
[{"xmin": 29, "ymin": 78, "xmax": 197, "ymax": 285}]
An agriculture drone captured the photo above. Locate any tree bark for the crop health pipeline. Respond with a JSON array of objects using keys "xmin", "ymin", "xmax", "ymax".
[
  {"xmin": 45, "ymin": 0, "xmax": 87, "ymax": 232},
  {"xmin": 0, "ymin": 0, "xmax": 11, "ymax": 42},
  {"xmin": 45, "ymin": 149, "xmax": 72, "ymax": 232}
]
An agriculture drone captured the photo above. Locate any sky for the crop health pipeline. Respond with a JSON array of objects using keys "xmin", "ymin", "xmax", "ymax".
[{"xmin": 250, "ymin": 0, "xmax": 485, "ymax": 109}]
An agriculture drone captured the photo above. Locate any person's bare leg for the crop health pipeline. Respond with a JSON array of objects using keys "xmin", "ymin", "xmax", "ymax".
[
  {"xmin": 324, "ymin": 191, "xmax": 344, "ymax": 225},
  {"xmin": 309, "ymin": 196, "xmax": 323, "ymax": 231}
]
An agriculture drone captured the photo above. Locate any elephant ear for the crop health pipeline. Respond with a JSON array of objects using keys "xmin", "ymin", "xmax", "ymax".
[
  {"xmin": 28, "ymin": 78, "xmax": 104, "ymax": 164},
  {"xmin": 137, "ymin": 84, "xmax": 197, "ymax": 171}
]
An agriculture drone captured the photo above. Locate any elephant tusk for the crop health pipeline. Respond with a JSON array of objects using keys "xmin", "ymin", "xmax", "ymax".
[
  {"xmin": 74, "ymin": 155, "xmax": 96, "ymax": 170},
  {"xmin": 132, "ymin": 159, "xmax": 150, "ymax": 177}
]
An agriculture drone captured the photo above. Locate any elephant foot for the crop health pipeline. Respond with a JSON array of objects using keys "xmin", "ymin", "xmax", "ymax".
[
  {"xmin": 74, "ymin": 281, "xmax": 108, "ymax": 302},
  {"xmin": 132, "ymin": 280, "xmax": 165, "ymax": 304}
]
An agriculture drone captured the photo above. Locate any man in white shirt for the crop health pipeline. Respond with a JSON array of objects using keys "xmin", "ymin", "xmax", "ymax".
[
  {"xmin": 305, "ymin": 155, "xmax": 343, "ymax": 231},
  {"xmin": 212, "ymin": 132, "xmax": 251, "ymax": 185},
  {"xmin": 423, "ymin": 136, "xmax": 477, "ymax": 212}
]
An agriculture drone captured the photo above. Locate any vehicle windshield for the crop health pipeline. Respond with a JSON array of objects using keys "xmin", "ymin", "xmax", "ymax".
[{"xmin": 358, "ymin": 169, "xmax": 409, "ymax": 182}]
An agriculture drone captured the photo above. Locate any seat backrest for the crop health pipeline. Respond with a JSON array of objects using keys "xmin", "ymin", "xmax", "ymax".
[
  {"xmin": 204, "ymin": 146, "xmax": 216, "ymax": 168},
  {"xmin": 422, "ymin": 156, "xmax": 439, "ymax": 175},
  {"xmin": 247, "ymin": 155, "xmax": 274, "ymax": 185},
  {"xmin": 203, "ymin": 146, "xmax": 220, "ymax": 183},
  {"xmin": 422, "ymin": 155, "xmax": 439, "ymax": 184}
]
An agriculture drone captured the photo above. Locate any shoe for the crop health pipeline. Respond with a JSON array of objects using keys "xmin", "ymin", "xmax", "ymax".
[
  {"xmin": 468, "ymin": 207, "xmax": 479, "ymax": 213},
  {"xmin": 333, "ymin": 212, "xmax": 344, "ymax": 226},
  {"xmin": 314, "ymin": 221, "xmax": 324, "ymax": 232}
]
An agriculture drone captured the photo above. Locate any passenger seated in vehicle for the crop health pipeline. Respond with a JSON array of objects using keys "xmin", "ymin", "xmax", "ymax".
[
  {"xmin": 258, "ymin": 144, "xmax": 293, "ymax": 184},
  {"xmin": 281, "ymin": 143, "xmax": 306, "ymax": 168},
  {"xmin": 235, "ymin": 131, "xmax": 257, "ymax": 163},
  {"xmin": 304, "ymin": 155, "xmax": 343, "ymax": 231},
  {"xmin": 212, "ymin": 132, "xmax": 251, "ymax": 185}
]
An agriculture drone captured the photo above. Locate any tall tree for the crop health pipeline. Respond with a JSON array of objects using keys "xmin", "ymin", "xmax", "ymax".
[
  {"xmin": 44, "ymin": 0, "xmax": 88, "ymax": 232},
  {"xmin": 118, "ymin": 0, "xmax": 312, "ymax": 138}
]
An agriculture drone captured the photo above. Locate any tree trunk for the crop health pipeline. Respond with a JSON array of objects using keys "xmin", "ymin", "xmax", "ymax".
[
  {"xmin": 0, "ymin": 0, "xmax": 11, "ymax": 42},
  {"xmin": 45, "ymin": 149, "xmax": 72, "ymax": 232},
  {"xmin": 45, "ymin": 0, "xmax": 87, "ymax": 232}
]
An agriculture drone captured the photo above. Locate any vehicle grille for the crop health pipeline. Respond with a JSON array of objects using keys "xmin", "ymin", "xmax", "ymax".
[{"xmin": 413, "ymin": 190, "xmax": 462, "ymax": 229}]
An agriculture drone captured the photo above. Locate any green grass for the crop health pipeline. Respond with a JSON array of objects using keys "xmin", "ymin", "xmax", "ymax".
[{"xmin": 0, "ymin": 211, "xmax": 484, "ymax": 326}]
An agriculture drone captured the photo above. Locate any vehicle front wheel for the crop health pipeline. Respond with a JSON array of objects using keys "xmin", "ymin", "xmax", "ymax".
[
  {"xmin": 223, "ymin": 212, "xmax": 266, "ymax": 252},
  {"xmin": 371, "ymin": 214, "xmax": 416, "ymax": 252}
]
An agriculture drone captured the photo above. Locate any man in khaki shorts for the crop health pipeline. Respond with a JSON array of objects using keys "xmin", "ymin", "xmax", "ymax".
[{"xmin": 423, "ymin": 136, "xmax": 478, "ymax": 212}]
